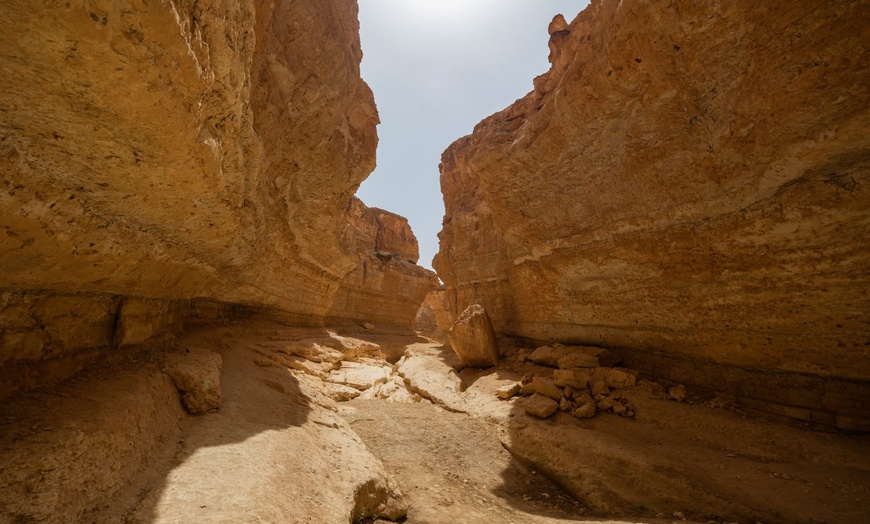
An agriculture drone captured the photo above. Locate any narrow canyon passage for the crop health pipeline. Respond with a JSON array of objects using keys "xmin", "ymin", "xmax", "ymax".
[{"xmin": 2, "ymin": 0, "xmax": 869, "ymax": 523}]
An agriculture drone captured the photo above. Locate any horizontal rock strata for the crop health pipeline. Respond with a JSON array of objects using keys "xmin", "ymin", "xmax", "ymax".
[
  {"xmin": 435, "ymin": 0, "xmax": 870, "ymax": 429},
  {"xmin": 0, "ymin": 0, "xmax": 435, "ymax": 392}
]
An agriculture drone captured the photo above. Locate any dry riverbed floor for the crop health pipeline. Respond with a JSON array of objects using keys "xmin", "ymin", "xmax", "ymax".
[{"xmin": 1, "ymin": 319, "xmax": 867, "ymax": 524}]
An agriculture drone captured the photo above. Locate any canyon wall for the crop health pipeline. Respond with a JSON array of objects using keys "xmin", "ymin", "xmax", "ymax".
[
  {"xmin": 435, "ymin": 0, "xmax": 870, "ymax": 429},
  {"xmin": 0, "ymin": 0, "xmax": 435, "ymax": 396}
]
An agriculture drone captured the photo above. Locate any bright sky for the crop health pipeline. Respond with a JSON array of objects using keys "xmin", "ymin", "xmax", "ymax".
[{"xmin": 356, "ymin": 0, "xmax": 589, "ymax": 269}]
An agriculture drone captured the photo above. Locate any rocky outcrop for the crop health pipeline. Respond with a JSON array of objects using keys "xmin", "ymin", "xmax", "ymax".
[
  {"xmin": 0, "ymin": 1, "xmax": 434, "ymax": 393},
  {"xmin": 346, "ymin": 197, "xmax": 421, "ymax": 264},
  {"xmin": 447, "ymin": 304, "xmax": 500, "ymax": 368},
  {"xmin": 435, "ymin": 0, "xmax": 870, "ymax": 429},
  {"xmin": 332, "ymin": 197, "xmax": 438, "ymax": 328},
  {"xmin": 415, "ymin": 286, "xmax": 452, "ymax": 342}
]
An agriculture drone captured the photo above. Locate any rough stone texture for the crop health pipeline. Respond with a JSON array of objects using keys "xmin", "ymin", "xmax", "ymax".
[
  {"xmin": 531, "ymin": 376, "xmax": 563, "ymax": 401},
  {"xmin": 668, "ymin": 384, "xmax": 688, "ymax": 402},
  {"xmin": 415, "ymin": 286, "xmax": 452, "ymax": 342},
  {"xmin": 447, "ymin": 304, "xmax": 500, "ymax": 368},
  {"xmin": 327, "ymin": 360, "xmax": 391, "ymax": 392},
  {"xmin": 113, "ymin": 298, "xmax": 177, "ymax": 347},
  {"xmin": 557, "ymin": 346, "xmax": 621, "ymax": 369},
  {"xmin": 553, "ymin": 369, "xmax": 589, "ymax": 390},
  {"xmin": 523, "ymin": 393, "xmax": 559, "ymax": 419},
  {"xmin": 396, "ymin": 344, "xmax": 466, "ymax": 413},
  {"xmin": 0, "ymin": 291, "xmax": 189, "ymax": 399},
  {"xmin": 164, "ymin": 349, "xmax": 223, "ymax": 414},
  {"xmin": 0, "ymin": 0, "xmax": 435, "ymax": 379},
  {"xmin": 434, "ymin": 0, "xmax": 870, "ymax": 428},
  {"xmin": 346, "ymin": 197, "xmax": 420, "ymax": 264},
  {"xmin": 604, "ymin": 369, "xmax": 637, "ymax": 390},
  {"xmin": 495, "ymin": 383, "xmax": 521, "ymax": 399},
  {"xmin": 572, "ymin": 403, "xmax": 597, "ymax": 419},
  {"xmin": 0, "ymin": 366, "xmax": 186, "ymax": 524},
  {"xmin": 529, "ymin": 344, "xmax": 621, "ymax": 369}
]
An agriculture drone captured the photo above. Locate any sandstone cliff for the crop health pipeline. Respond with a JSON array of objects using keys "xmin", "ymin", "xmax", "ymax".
[
  {"xmin": 0, "ymin": 1, "xmax": 435, "ymax": 396},
  {"xmin": 435, "ymin": 0, "xmax": 870, "ymax": 429}
]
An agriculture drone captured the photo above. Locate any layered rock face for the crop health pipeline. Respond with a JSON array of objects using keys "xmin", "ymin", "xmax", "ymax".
[
  {"xmin": 0, "ymin": 1, "xmax": 434, "ymax": 394},
  {"xmin": 435, "ymin": 0, "xmax": 870, "ymax": 428},
  {"xmin": 331, "ymin": 198, "xmax": 438, "ymax": 327}
]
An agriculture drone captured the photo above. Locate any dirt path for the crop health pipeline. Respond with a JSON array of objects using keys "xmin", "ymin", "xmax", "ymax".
[
  {"xmin": 341, "ymin": 399, "xmax": 587, "ymax": 524},
  {"xmin": 3, "ymin": 321, "xmax": 868, "ymax": 524}
]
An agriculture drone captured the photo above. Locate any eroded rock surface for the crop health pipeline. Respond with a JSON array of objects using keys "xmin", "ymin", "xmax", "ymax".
[
  {"xmin": 447, "ymin": 304, "xmax": 500, "ymax": 368},
  {"xmin": 434, "ymin": 0, "xmax": 870, "ymax": 429},
  {"xmin": 0, "ymin": 0, "xmax": 435, "ymax": 396}
]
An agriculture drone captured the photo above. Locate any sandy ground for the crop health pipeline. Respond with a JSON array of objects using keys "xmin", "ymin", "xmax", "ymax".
[
  {"xmin": 2, "ymin": 320, "xmax": 868, "ymax": 524},
  {"xmin": 342, "ymin": 400, "xmax": 588, "ymax": 524},
  {"xmin": 342, "ymin": 338, "xmax": 870, "ymax": 524}
]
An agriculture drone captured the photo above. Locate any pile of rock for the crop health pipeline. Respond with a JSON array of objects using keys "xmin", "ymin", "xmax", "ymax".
[{"xmin": 497, "ymin": 344, "xmax": 639, "ymax": 420}]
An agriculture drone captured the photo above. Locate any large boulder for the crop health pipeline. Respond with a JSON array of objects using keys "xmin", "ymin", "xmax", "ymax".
[
  {"xmin": 447, "ymin": 304, "xmax": 499, "ymax": 368},
  {"xmin": 164, "ymin": 349, "xmax": 223, "ymax": 414}
]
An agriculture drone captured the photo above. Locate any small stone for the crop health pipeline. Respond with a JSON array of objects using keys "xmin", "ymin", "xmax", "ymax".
[
  {"xmin": 517, "ymin": 348, "xmax": 530, "ymax": 362},
  {"xmin": 362, "ymin": 322, "xmax": 375, "ymax": 331},
  {"xmin": 527, "ymin": 345, "xmax": 571, "ymax": 367},
  {"xmin": 597, "ymin": 397, "xmax": 616, "ymax": 410},
  {"xmin": 574, "ymin": 392, "xmax": 593, "ymax": 405},
  {"xmin": 524, "ymin": 393, "xmax": 560, "ymax": 419},
  {"xmin": 532, "ymin": 376, "xmax": 564, "ymax": 401},
  {"xmin": 520, "ymin": 382, "xmax": 535, "ymax": 396},
  {"xmin": 591, "ymin": 381, "xmax": 609, "ymax": 395},
  {"xmin": 553, "ymin": 369, "xmax": 589, "ymax": 389},
  {"xmin": 612, "ymin": 404, "xmax": 627, "ymax": 415},
  {"xmin": 496, "ymin": 383, "xmax": 522, "ymax": 399},
  {"xmin": 559, "ymin": 397, "xmax": 572, "ymax": 411},
  {"xmin": 668, "ymin": 384, "xmax": 687, "ymax": 401},
  {"xmin": 604, "ymin": 368, "xmax": 637, "ymax": 389},
  {"xmin": 674, "ymin": 511, "xmax": 686, "ymax": 520},
  {"xmin": 572, "ymin": 402, "xmax": 597, "ymax": 418},
  {"xmin": 323, "ymin": 382, "xmax": 362, "ymax": 402}
]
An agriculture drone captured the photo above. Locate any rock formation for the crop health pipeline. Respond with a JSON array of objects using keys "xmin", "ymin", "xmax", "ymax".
[
  {"xmin": 447, "ymin": 304, "xmax": 500, "ymax": 368},
  {"xmin": 0, "ymin": 2, "xmax": 438, "ymax": 520},
  {"xmin": 415, "ymin": 286, "xmax": 452, "ymax": 342},
  {"xmin": 0, "ymin": 0, "xmax": 436, "ymax": 397},
  {"xmin": 435, "ymin": 0, "xmax": 870, "ymax": 430}
]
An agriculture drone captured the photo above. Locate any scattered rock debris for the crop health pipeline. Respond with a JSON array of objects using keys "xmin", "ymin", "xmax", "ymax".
[{"xmin": 499, "ymin": 344, "xmax": 640, "ymax": 420}]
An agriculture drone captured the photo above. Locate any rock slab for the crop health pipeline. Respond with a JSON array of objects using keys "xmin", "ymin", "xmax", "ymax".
[
  {"xmin": 447, "ymin": 304, "xmax": 499, "ymax": 368},
  {"xmin": 164, "ymin": 349, "xmax": 223, "ymax": 414},
  {"xmin": 524, "ymin": 393, "xmax": 560, "ymax": 419}
]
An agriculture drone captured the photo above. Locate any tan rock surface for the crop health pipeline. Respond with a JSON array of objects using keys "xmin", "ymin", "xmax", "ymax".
[
  {"xmin": 434, "ymin": 0, "xmax": 870, "ymax": 428},
  {"xmin": 447, "ymin": 304, "xmax": 500, "ymax": 368},
  {"xmin": 0, "ymin": 0, "xmax": 436, "ymax": 397},
  {"xmin": 396, "ymin": 343, "xmax": 466, "ymax": 413},
  {"xmin": 415, "ymin": 286, "xmax": 452, "ymax": 342},
  {"xmin": 395, "ymin": 343, "xmax": 870, "ymax": 524},
  {"xmin": 0, "ymin": 0, "xmax": 435, "ymax": 364},
  {"xmin": 0, "ymin": 321, "xmax": 410, "ymax": 524},
  {"xmin": 164, "ymin": 348, "xmax": 223, "ymax": 414}
]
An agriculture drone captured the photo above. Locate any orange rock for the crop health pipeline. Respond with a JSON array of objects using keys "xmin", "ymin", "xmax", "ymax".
[{"xmin": 434, "ymin": 0, "xmax": 870, "ymax": 428}]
